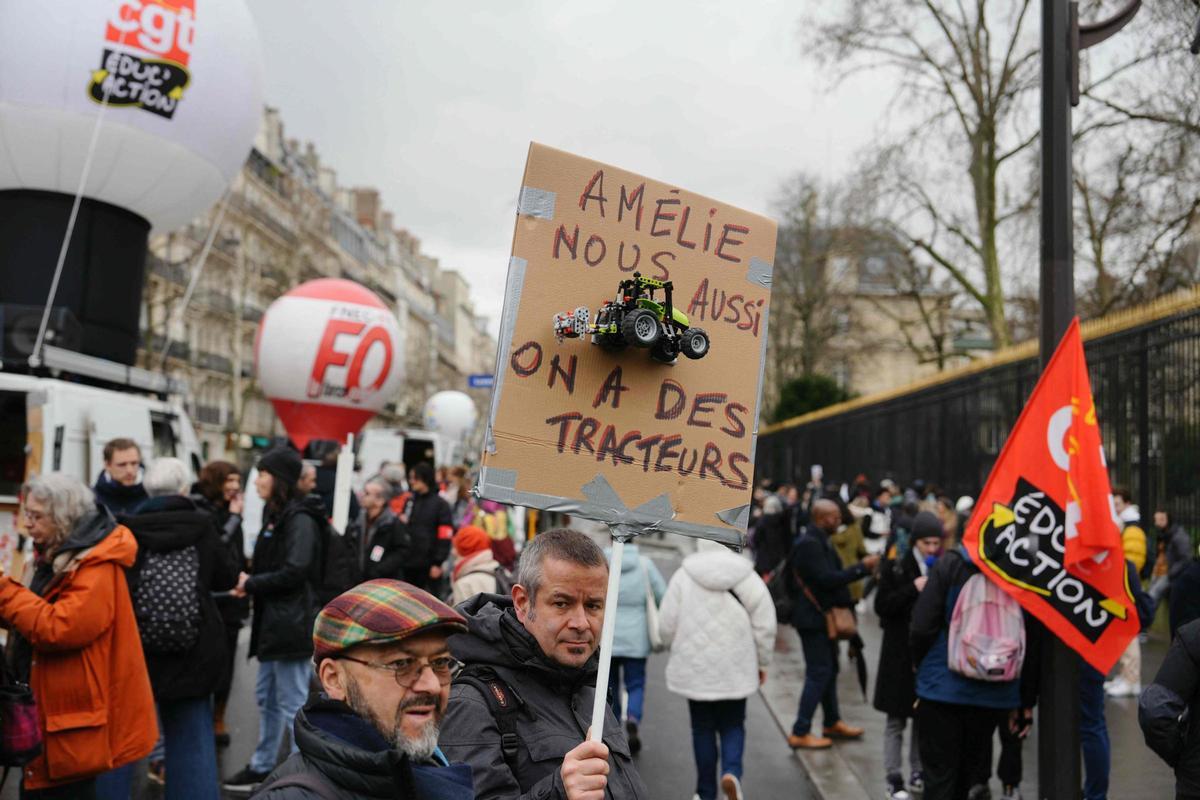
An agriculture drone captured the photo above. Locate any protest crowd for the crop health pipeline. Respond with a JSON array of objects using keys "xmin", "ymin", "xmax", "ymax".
[{"xmin": 1, "ymin": 438, "xmax": 1197, "ymax": 800}]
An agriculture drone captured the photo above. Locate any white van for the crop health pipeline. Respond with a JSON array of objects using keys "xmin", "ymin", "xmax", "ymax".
[{"xmin": 0, "ymin": 349, "xmax": 202, "ymax": 509}]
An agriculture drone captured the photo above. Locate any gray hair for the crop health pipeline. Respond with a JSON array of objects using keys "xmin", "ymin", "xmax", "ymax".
[
  {"xmin": 144, "ymin": 457, "xmax": 191, "ymax": 497},
  {"xmin": 23, "ymin": 473, "xmax": 95, "ymax": 542},
  {"xmin": 363, "ymin": 476, "xmax": 391, "ymax": 496},
  {"xmin": 380, "ymin": 465, "xmax": 406, "ymax": 493},
  {"xmin": 516, "ymin": 528, "xmax": 607, "ymax": 603}
]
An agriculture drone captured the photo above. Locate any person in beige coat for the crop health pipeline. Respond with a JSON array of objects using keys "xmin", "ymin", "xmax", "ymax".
[{"xmin": 450, "ymin": 525, "xmax": 500, "ymax": 605}]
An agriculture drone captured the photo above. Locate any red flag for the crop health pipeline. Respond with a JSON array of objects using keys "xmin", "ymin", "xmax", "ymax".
[{"xmin": 962, "ymin": 318, "xmax": 1138, "ymax": 673}]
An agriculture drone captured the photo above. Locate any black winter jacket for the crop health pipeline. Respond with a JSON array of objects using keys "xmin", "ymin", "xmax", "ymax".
[
  {"xmin": 873, "ymin": 547, "xmax": 924, "ymax": 717},
  {"xmin": 1140, "ymin": 618, "xmax": 1200, "ymax": 800},
  {"xmin": 347, "ymin": 508, "xmax": 410, "ymax": 583},
  {"xmin": 1172, "ymin": 561, "xmax": 1200, "ymax": 638},
  {"xmin": 191, "ymin": 493, "xmax": 248, "ymax": 628},
  {"xmin": 401, "ymin": 491, "xmax": 453, "ymax": 573},
  {"xmin": 93, "ymin": 472, "xmax": 148, "ymax": 516},
  {"xmin": 120, "ymin": 495, "xmax": 239, "ymax": 701},
  {"xmin": 253, "ymin": 697, "xmax": 474, "ymax": 800},
  {"xmin": 247, "ymin": 499, "xmax": 321, "ymax": 661},
  {"xmin": 788, "ymin": 524, "xmax": 868, "ymax": 633},
  {"xmin": 439, "ymin": 595, "xmax": 648, "ymax": 800}
]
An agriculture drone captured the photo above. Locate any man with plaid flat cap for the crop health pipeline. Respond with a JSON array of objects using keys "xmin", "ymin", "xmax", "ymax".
[{"xmin": 251, "ymin": 579, "xmax": 475, "ymax": 800}]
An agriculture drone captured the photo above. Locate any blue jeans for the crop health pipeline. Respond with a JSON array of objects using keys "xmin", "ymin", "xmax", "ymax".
[
  {"xmin": 792, "ymin": 630, "xmax": 840, "ymax": 736},
  {"xmin": 93, "ymin": 764, "xmax": 132, "ymax": 800},
  {"xmin": 161, "ymin": 696, "xmax": 220, "ymax": 800},
  {"xmin": 1080, "ymin": 664, "xmax": 1109, "ymax": 800},
  {"xmin": 249, "ymin": 658, "xmax": 312, "ymax": 773},
  {"xmin": 688, "ymin": 699, "xmax": 747, "ymax": 800},
  {"xmin": 608, "ymin": 657, "xmax": 648, "ymax": 723}
]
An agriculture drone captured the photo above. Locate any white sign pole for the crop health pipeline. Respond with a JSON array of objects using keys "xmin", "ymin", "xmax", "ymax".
[
  {"xmin": 330, "ymin": 433, "xmax": 355, "ymax": 534},
  {"xmin": 588, "ymin": 532, "xmax": 626, "ymax": 742}
]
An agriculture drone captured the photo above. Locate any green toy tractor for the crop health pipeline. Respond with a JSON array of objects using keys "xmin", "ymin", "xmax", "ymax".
[{"xmin": 553, "ymin": 273, "xmax": 710, "ymax": 364}]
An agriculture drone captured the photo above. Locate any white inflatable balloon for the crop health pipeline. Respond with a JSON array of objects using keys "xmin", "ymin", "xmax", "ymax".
[
  {"xmin": 423, "ymin": 391, "xmax": 478, "ymax": 442},
  {"xmin": 256, "ymin": 279, "xmax": 405, "ymax": 450},
  {"xmin": 0, "ymin": 0, "xmax": 264, "ymax": 231}
]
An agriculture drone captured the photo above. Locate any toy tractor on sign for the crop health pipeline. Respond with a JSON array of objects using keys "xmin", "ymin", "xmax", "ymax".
[{"xmin": 553, "ymin": 272, "xmax": 710, "ymax": 364}]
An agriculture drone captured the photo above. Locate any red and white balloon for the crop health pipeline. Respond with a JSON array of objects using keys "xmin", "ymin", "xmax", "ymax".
[{"xmin": 256, "ymin": 279, "xmax": 403, "ymax": 450}]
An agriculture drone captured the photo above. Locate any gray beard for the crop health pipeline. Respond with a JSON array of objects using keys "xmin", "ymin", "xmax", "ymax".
[{"xmin": 344, "ymin": 679, "xmax": 442, "ymax": 762}]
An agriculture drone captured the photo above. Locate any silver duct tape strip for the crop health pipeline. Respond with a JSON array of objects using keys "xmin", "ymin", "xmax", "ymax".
[
  {"xmin": 747, "ymin": 256, "xmax": 773, "ymax": 288},
  {"xmin": 517, "ymin": 186, "xmax": 556, "ymax": 220},
  {"xmin": 748, "ymin": 301, "xmax": 772, "ymax": 463},
  {"xmin": 484, "ymin": 257, "xmax": 527, "ymax": 454},
  {"xmin": 480, "ymin": 466, "xmax": 518, "ymax": 490},
  {"xmin": 634, "ymin": 493, "xmax": 674, "ymax": 521},
  {"xmin": 716, "ymin": 504, "xmax": 751, "ymax": 530}
]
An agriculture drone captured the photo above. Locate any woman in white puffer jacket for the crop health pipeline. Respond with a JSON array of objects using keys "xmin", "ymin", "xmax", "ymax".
[{"xmin": 659, "ymin": 541, "xmax": 777, "ymax": 800}]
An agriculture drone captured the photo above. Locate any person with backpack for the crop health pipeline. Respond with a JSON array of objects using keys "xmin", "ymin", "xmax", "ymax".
[
  {"xmin": 873, "ymin": 511, "xmax": 943, "ymax": 800},
  {"xmin": 659, "ymin": 541, "xmax": 775, "ymax": 800},
  {"xmin": 400, "ymin": 463, "xmax": 455, "ymax": 593},
  {"xmin": 450, "ymin": 524, "xmax": 503, "ymax": 604},
  {"xmin": 605, "ymin": 541, "xmax": 668, "ymax": 757},
  {"xmin": 122, "ymin": 457, "xmax": 240, "ymax": 799},
  {"xmin": 439, "ymin": 529, "xmax": 649, "ymax": 799},
  {"xmin": 909, "ymin": 545, "xmax": 1029, "ymax": 800},
  {"xmin": 224, "ymin": 448, "xmax": 323, "ymax": 794},
  {"xmin": 250, "ymin": 579, "xmax": 475, "ymax": 799},
  {"xmin": 0, "ymin": 473, "xmax": 157, "ymax": 798},
  {"xmin": 787, "ymin": 499, "xmax": 880, "ymax": 749},
  {"xmin": 348, "ymin": 476, "xmax": 411, "ymax": 584},
  {"xmin": 1139, "ymin": 617, "xmax": 1200, "ymax": 800}
]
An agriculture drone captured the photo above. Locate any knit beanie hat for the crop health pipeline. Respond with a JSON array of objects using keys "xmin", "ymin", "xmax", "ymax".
[
  {"xmin": 453, "ymin": 525, "xmax": 490, "ymax": 558},
  {"xmin": 258, "ymin": 447, "xmax": 302, "ymax": 488},
  {"xmin": 912, "ymin": 510, "xmax": 945, "ymax": 541}
]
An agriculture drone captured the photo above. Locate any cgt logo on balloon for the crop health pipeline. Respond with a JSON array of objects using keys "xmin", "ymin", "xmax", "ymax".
[
  {"xmin": 257, "ymin": 279, "xmax": 404, "ymax": 451},
  {"xmin": 90, "ymin": 0, "xmax": 197, "ymax": 118}
]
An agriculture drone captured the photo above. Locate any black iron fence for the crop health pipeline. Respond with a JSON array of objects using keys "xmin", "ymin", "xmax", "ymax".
[{"xmin": 756, "ymin": 290, "xmax": 1200, "ymax": 531}]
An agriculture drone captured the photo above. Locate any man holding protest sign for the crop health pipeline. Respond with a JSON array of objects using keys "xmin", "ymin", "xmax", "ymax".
[{"xmin": 439, "ymin": 529, "xmax": 648, "ymax": 800}]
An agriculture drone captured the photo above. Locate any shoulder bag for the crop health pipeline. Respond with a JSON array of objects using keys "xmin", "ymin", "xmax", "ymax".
[{"xmin": 796, "ymin": 574, "xmax": 857, "ymax": 641}]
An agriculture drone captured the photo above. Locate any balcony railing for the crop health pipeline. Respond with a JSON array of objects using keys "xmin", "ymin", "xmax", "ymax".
[
  {"xmin": 194, "ymin": 404, "xmax": 226, "ymax": 426},
  {"xmin": 195, "ymin": 350, "xmax": 233, "ymax": 374},
  {"xmin": 148, "ymin": 255, "xmax": 188, "ymax": 285}
]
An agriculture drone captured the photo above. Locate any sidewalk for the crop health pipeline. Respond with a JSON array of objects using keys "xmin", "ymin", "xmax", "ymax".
[{"xmin": 759, "ymin": 603, "xmax": 1175, "ymax": 800}]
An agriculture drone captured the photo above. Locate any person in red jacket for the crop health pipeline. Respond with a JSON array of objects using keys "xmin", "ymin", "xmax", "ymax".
[{"xmin": 0, "ymin": 473, "xmax": 157, "ymax": 797}]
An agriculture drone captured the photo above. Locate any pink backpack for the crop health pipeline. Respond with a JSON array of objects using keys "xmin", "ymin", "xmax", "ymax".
[{"xmin": 947, "ymin": 573, "xmax": 1025, "ymax": 682}]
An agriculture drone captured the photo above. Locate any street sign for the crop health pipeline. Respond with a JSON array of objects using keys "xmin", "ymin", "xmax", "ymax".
[{"xmin": 467, "ymin": 374, "xmax": 494, "ymax": 389}]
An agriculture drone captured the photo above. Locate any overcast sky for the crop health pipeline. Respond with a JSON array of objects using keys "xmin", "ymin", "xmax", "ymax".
[{"xmin": 245, "ymin": 0, "xmax": 900, "ymax": 333}]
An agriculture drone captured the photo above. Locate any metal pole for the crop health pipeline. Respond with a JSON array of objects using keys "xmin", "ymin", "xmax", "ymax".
[{"xmin": 1039, "ymin": 2, "xmax": 1081, "ymax": 799}]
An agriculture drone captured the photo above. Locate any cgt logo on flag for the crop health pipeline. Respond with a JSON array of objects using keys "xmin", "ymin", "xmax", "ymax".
[{"xmin": 963, "ymin": 318, "xmax": 1138, "ymax": 673}]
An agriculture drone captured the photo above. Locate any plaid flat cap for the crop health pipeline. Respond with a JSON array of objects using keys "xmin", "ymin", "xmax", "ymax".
[{"xmin": 312, "ymin": 579, "xmax": 467, "ymax": 662}]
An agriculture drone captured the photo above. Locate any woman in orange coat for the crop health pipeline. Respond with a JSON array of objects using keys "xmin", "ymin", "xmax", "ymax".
[{"xmin": 0, "ymin": 473, "xmax": 157, "ymax": 798}]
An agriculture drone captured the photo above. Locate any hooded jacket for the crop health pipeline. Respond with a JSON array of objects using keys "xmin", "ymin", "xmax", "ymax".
[
  {"xmin": 120, "ymin": 495, "xmax": 240, "ymax": 701},
  {"xmin": 92, "ymin": 471, "xmax": 148, "ymax": 516},
  {"xmin": 253, "ymin": 697, "xmax": 474, "ymax": 799},
  {"xmin": 439, "ymin": 595, "xmax": 648, "ymax": 800},
  {"xmin": 1120, "ymin": 505, "xmax": 1148, "ymax": 575},
  {"xmin": 0, "ymin": 512, "xmax": 157, "ymax": 789},
  {"xmin": 658, "ymin": 548, "xmax": 775, "ymax": 701},
  {"xmin": 1140, "ymin": 619, "xmax": 1200, "ymax": 799},
  {"xmin": 606, "ymin": 545, "xmax": 667, "ymax": 660}
]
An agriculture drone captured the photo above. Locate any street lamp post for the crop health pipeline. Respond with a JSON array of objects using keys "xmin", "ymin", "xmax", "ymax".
[{"xmin": 1039, "ymin": 2, "xmax": 1198, "ymax": 797}]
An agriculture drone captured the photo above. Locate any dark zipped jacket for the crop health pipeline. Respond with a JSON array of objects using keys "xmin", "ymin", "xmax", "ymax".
[
  {"xmin": 120, "ymin": 495, "xmax": 239, "ymax": 700},
  {"xmin": 402, "ymin": 491, "xmax": 453, "ymax": 573},
  {"xmin": 788, "ymin": 524, "xmax": 868, "ymax": 633},
  {"xmin": 439, "ymin": 594, "xmax": 648, "ymax": 800},
  {"xmin": 253, "ymin": 697, "xmax": 474, "ymax": 799},
  {"xmin": 246, "ymin": 499, "xmax": 321, "ymax": 661},
  {"xmin": 1140, "ymin": 618, "xmax": 1200, "ymax": 799}
]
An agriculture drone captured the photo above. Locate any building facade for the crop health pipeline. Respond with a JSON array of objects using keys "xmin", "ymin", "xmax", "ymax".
[{"xmin": 139, "ymin": 107, "xmax": 496, "ymax": 463}]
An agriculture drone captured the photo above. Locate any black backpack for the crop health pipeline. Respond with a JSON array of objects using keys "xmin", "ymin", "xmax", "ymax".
[
  {"xmin": 306, "ymin": 507, "xmax": 360, "ymax": 606},
  {"xmin": 461, "ymin": 565, "xmax": 516, "ymax": 596},
  {"xmin": 453, "ymin": 665, "xmax": 525, "ymax": 771},
  {"xmin": 131, "ymin": 543, "xmax": 203, "ymax": 655}
]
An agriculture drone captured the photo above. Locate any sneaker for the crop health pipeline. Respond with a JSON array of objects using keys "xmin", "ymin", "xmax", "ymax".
[
  {"xmin": 223, "ymin": 766, "xmax": 271, "ymax": 792},
  {"xmin": 1001, "ymin": 785, "xmax": 1023, "ymax": 800},
  {"xmin": 909, "ymin": 770, "xmax": 924, "ymax": 793},
  {"xmin": 146, "ymin": 760, "xmax": 165, "ymax": 786},
  {"xmin": 625, "ymin": 719, "xmax": 641, "ymax": 756},
  {"xmin": 966, "ymin": 784, "xmax": 992, "ymax": 800},
  {"xmin": 721, "ymin": 773, "xmax": 744, "ymax": 800},
  {"xmin": 1105, "ymin": 678, "xmax": 1141, "ymax": 697},
  {"xmin": 886, "ymin": 773, "xmax": 912, "ymax": 800}
]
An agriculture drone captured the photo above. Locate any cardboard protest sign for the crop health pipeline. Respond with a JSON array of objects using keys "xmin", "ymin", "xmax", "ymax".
[
  {"xmin": 962, "ymin": 319, "xmax": 1139, "ymax": 673},
  {"xmin": 478, "ymin": 143, "xmax": 776, "ymax": 545}
]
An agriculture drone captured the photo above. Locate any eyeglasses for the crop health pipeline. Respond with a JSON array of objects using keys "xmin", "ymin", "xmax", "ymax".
[
  {"xmin": 21, "ymin": 508, "xmax": 46, "ymax": 523},
  {"xmin": 337, "ymin": 654, "xmax": 462, "ymax": 687}
]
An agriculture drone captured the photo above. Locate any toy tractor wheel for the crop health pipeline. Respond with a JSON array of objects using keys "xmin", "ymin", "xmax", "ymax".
[
  {"xmin": 651, "ymin": 337, "xmax": 679, "ymax": 364},
  {"xmin": 622, "ymin": 309, "xmax": 661, "ymax": 348},
  {"xmin": 680, "ymin": 327, "xmax": 710, "ymax": 359}
]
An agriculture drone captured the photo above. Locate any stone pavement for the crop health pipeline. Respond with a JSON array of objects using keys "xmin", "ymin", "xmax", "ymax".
[{"xmin": 759, "ymin": 601, "xmax": 1176, "ymax": 800}]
